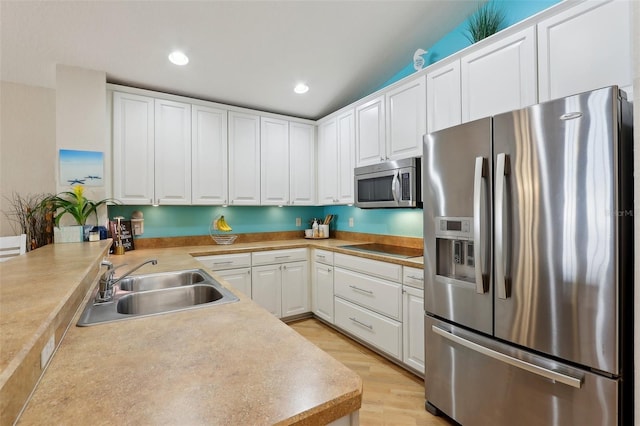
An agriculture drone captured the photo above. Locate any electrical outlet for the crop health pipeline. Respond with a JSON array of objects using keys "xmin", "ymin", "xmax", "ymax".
[
  {"xmin": 40, "ymin": 334, "xmax": 55, "ymax": 369},
  {"xmin": 349, "ymin": 217, "xmax": 354, "ymax": 227},
  {"xmin": 295, "ymin": 217, "xmax": 301, "ymax": 227}
]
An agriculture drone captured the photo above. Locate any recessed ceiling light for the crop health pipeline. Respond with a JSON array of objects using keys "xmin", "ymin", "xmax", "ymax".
[
  {"xmin": 294, "ymin": 83, "xmax": 309, "ymax": 94},
  {"xmin": 168, "ymin": 51, "xmax": 189, "ymax": 66}
]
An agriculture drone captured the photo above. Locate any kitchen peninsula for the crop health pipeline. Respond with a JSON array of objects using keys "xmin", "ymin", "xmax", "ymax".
[{"xmin": 1, "ymin": 241, "xmax": 363, "ymax": 425}]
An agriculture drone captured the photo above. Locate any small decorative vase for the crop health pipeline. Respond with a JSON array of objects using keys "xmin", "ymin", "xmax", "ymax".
[{"xmin": 53, "ymin": 226, "xmax": 84, "ymax": 243}]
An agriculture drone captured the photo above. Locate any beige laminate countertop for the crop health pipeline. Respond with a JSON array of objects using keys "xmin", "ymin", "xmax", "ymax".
[{"xmin": 3, "ymin": 238, "xmax": 422, "ymax": 425}]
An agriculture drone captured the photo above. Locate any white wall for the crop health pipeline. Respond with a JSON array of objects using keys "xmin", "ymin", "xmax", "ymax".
[
  {"xmin": 0, "ymin": 81, "xmax": 56, "ymax": 236},
  {"xmin": 54, "ymin": 65, "xmax": 109, "ymax": 226}
]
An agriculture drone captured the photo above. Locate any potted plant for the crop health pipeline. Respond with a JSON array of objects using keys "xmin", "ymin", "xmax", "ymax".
[
  {"xmin": 45, "ymin": 185, "xmax": 118, "ymax": 242},
  {"xmin": 464, "ymin": 1, "xmax": 506, "ymax": 44}
]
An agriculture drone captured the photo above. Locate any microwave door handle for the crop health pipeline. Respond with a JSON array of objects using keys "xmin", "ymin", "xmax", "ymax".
[
  {"xmin": 473, "ymin": 157, "xmax": 488, "ymax": 294},
  {"xmin": 391, "ymin": 171, "xmax": 400, "ymax": 203}
]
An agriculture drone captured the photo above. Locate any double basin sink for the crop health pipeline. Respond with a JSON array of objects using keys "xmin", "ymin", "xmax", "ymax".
[{"xmin": 78, "ymin": 269, "xmax": 239, "ymax": 326}]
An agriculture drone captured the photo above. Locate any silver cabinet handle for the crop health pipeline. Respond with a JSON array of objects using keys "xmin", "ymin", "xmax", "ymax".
[
  {"xmin": 495, "ymin": 153, "xmax": 510, "ymax": 299},
  {"xmin": 473, "ymin": 156, "xmax": 489, "ymax": 294},
  {"xmin": 349, "ymin": 317, "xmax": 373, "ymax": 330},
  {"xmin": 317, "ymin": 254, "xmax": 326, "ymax": 259},
  {"xmin": 432, "ymin": 325, "xmax": 583, "ymax": 389},
  {"xmin": 407, "ymin": 275, "xmax": 424, "ymax": 281},
  {"xmin": 213, "ymin": 261, "xmax": 233, "ymax": 265},
  {"xmin": 349, "ymin": 285, "xmax": 373, "ymax": 295},
  {"xmin": 275, "ymin": 255, "xmax": 290, "ymax": 259}
]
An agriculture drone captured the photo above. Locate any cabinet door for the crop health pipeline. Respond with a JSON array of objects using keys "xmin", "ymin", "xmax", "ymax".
[
  {"xmin": 281, "ymin": 261, "xmax": 310, "ymax": 317},
  {"xmin": 260, "ymin": 117, "xmax": 289, "ymax": 205},
  {"xmin": 403, "ymin": 286, "xmax": 425, "ymax": 374},
  {"xmin": 192, "ymin": 105, "xmax": 228, "ymax": 205},
  {"xmin": 386, "ymin": 76, "xmax": 426, "ymax": 160},
  {"xmin": 289, "ymin": 122, "xmax": 316, "ymax": 205},
  {"xmin": 355, "ymin": 95, "xmax": 385, "ymax": 166},
  {"xmin": 312, "ymin": 262, "xmax": 334, "ymax": 323},
  {"xmin": 252, "ymin": 264, "xmax": 282, "ymax": 317},
  {"xmin": 112, "ymin": 92, "xmax": 155, "ymax": 204},
  {"xmin": 461, "ymin": 26, "xmax": 537, "ymax": 122},
  {"xmin": 154, "ymin": 99, "xmax": 192, "ymax": 205},
  {"xmin": 215, "ymin": 267, "xmax": 252, "ymax": 298},
  {"xmin": 317, "ymin": 118, "xmax": 339, "ymax": 204},
  {"xmin": 336, "ymin": 109, "xmax": 355, "ymax": 204},
  {"xmin": 537, "ymin": 0, "xmax": 632, "ymax": 102},
  {"xmin": 228, "ymin": 112, "xmax": 260, "ymax": 205},
  {"xmin": 426, "ymin": 59, "xmax": 462, "ymax": 133}
]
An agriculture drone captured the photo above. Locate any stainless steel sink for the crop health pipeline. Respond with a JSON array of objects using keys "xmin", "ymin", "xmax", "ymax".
[
  {"xmin": 77, "ymin": 269, "xmax": 238, "ymax": 326},
  {"xmin": 117, "ymin": 284, "xmax": 223, "ymax": 315},
  {"xmin": 119, "ymin": 270, "xmax": 207, "ymax": 292}
]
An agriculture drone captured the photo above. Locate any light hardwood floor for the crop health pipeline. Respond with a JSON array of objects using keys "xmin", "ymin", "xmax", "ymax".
[{"xmin": 289, "ymin": 318, "xmax": 453, "ymax": 426}]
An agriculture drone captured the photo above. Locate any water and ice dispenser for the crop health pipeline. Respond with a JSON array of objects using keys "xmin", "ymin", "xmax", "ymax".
[{"xmin": 435, "ymin": 217, "xmax": 475, "ymax": 282}]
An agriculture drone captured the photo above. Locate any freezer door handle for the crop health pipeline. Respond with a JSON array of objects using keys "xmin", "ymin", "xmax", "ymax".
[
  {"xmin": 473, "ymin": 156, "xmax": 488, "ymax": 293},
  {"xmin": 495, "ymin": 153, "xmax": 510, "ymax": 299},
  {"xmin": 432, "ymin": 325, "xmax": 583, "ymax": 389}
]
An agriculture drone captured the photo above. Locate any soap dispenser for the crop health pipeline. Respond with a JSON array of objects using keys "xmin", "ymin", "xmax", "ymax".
[{"xmin": 312, "ymin": 219, "xmax": 319, "ymax": 238}]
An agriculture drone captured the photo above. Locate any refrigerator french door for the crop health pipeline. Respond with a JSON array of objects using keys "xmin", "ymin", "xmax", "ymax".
[{"xmin": 423, "ymin": 86, "xmax": 633, "ymax": 426}]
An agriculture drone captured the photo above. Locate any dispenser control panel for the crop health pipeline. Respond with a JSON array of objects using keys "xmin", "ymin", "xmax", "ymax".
[{"xmin": 435, "ymin": 217, "xmax": 475, "ymax": 281}]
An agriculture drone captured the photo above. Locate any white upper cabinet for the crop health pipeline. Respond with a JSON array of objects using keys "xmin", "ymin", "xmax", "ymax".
[
  {"xmin": 426, "ymin": 60, "xmax": 462, "ymax": 133},
  {"xmin": 385, "ymin": 76, "xmax": 426, "ymax": 159},
  {"xmin": 318, "ymin": 109, "xmax": 355, "ymax": 205},
  {"xmin": 461, "ymin": 26, "xmax": 537, "ymax": 122},
  {"xmin": 336, "ymin": 110, "xmax": 355, "ymax": 204},
  {"xmin": 260, "ymin": 116, "xmax": 289, "ymax": 205},
  {"xmin": 153, "ymin": 99, "xmax": 192, "ymax": 205},
  {"xmin": 355, "ymin": 95, "xmax": 386, "ymax": 166},
  {"xmin": 228, "ymin": 111, "xmax": 260, "ymax": 205},
  {"xmin": 113, "ymin": 92, "xmax": 155, "ymax": 204},
  {"xmin": 537, "ymin": 0, "xmax": 632, "ymax": 102},
  {"xmin": 289, "ymin": 122, "xmax": 316, "ymax": 205},
  {"xmin": 191, "ymin": 105, "xmax": 228, "ymax": 205},
  {"xmin": 317, "ymin": 118, "xmax": 339, "ymax": 204}
]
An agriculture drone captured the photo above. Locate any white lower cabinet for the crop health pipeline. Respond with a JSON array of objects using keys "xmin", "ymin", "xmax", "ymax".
[
  {"xmin": 312, "ymin": 249, "xmax": 335, "ymax": 323},
  {"xmin": 335, "ymin": 297, "xmax": 402, "ymax": 359},
  {"xmin": 215, "ymin": 267, "xmax": 252, "ymax": 298},
  {"xmin": 194, "ymin": 253, "xmax": 252, "ymax": 298},
  {"xmin": 252, "ymin": 248, "xmax": 309, "ymax": 319},
  {"xmin": 252, "ymin": 264, "xmax": 282, "ymax": 317},
  {"xmin": 252, "ymin": 261, "xmax": 309, "ymax": 318},
  {"xmin": 402, "ymin": 286, "xmax": 424, "ymax": 374},
  {"xmin": 333, "ymin": 253, "xmax": 403, "ymax": 361}
]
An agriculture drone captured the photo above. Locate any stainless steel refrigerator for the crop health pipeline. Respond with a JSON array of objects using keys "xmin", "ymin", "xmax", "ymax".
[{"xmin": 422, "ymin": 86, "xmax": 633, "ymax": 425}]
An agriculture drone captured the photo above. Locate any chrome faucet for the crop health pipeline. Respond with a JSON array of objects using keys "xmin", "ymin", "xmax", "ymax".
[{"xmin": 96, "ymin": 258, "xmax": 158, "ymax": 302}]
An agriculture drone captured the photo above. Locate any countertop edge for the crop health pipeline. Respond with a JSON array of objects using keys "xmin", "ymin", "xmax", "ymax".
[{"xmin": 0, "ymin": 241, "xmax": 112, "ymax": 426}]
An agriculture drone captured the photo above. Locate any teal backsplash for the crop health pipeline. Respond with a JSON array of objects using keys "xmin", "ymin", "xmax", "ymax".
[{"xmin": 107, "ymin": 205, "xmax": 424, "ymax": 239}]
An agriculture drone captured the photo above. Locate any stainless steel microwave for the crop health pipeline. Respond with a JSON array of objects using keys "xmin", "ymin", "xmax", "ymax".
[{"xmin": 354, "ymin": 157, "xmax": 421, "ymax": 208}]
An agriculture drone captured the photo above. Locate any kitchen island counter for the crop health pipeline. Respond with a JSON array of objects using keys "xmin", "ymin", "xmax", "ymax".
[{"xmin": 10, "ymin": 243, "xmax": 362, "ymax": 425}]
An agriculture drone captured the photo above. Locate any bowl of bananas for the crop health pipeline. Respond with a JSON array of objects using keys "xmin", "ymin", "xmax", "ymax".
[{"xmin": 210, "ymin": 215, "xmax": 238, "ymax": 245}]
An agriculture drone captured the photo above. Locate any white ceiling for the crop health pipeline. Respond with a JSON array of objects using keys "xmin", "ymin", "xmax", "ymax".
[{"xmin": 1, "ymin": 1, "xmax": 479, "ymax": 120}]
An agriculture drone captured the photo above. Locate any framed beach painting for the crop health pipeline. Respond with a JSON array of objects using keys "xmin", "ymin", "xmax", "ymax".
[{"xmin": 59, "ymin": 149, "xmax": 104, "ymax": 187}]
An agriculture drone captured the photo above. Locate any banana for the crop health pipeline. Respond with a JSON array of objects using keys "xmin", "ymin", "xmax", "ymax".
[{"xmin": 216, "ymin": 215, "xmax": 232, "ymax": 232}]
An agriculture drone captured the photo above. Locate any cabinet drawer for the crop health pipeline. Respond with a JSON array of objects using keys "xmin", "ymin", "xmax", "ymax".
[
  {"xmin": 334, "ymin": 267, "xmax": 401, "ymax": 320},
  {"xmin": 335, "ymin": 297, "xmax": 402, "ymax": 359},
  {"xmin": 403, "ymin": 266, "xmax": 424, "ymax": 290},
  {"xmin": 252, "ymin": 248, "xmax": 307, "ymax": 266},
  {"xmin": 195, "ymin": 253, "xmax": 251, "ymax": 270},
  {"xmin": 334, "ymin": 253, "xmax": 402, "ymax": 282},
  {"xmin": 312, "ymin": 249, "xmax": 334, "ymax": 265}
]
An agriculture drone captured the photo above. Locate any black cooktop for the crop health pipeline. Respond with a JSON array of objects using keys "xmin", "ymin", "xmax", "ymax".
[{"xmin": 339, "ymin": 243, "xmax": 423, "ymax": 259}]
